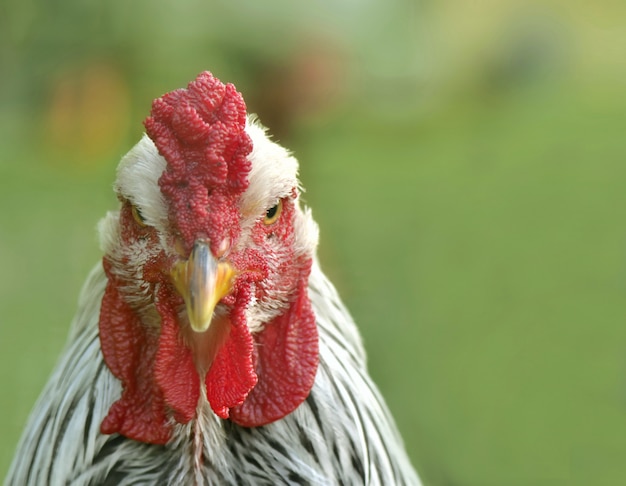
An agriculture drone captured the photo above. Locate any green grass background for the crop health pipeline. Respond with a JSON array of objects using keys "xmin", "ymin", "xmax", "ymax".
[{"xmin": 1, "ymin": 1, "xmax": 625, "ymax": 484}]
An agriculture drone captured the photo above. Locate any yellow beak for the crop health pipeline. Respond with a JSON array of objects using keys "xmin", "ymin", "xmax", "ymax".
[{"xmin": 170, "ymin": 240, "xmax": 235, "ymax": 333}]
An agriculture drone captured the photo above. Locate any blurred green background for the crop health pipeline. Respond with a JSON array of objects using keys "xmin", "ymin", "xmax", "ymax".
[{"xmin": 1, "ymin": 0, "xmax": 625, "ymax": 484}]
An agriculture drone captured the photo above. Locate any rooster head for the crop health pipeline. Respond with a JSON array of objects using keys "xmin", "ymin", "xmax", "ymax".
[{"xmin": 97, "ymin": 72, "xmax": 319, "ymax": 444}]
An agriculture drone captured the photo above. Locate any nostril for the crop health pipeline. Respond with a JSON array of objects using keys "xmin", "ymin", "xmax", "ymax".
[{"xmin": 215, "ymin": 237, "xmax": 231, "ymax": 258}]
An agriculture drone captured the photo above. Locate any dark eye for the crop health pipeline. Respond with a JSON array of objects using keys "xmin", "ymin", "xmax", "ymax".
[
  {"xmin": 263, "ymin": 200, "xmax": 283, "ymax": 225},
  {"xmin": 131, "ymin": 204, "xmax": 148, "ymax": 227}
]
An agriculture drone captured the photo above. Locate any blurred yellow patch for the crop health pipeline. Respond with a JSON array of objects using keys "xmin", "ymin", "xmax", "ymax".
[{"xmin": 42, "ymin": 62, "xmax": 130, "ymax": 167}]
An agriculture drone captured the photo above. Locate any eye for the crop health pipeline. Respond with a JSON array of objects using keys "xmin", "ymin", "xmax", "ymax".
[
  {"xmin": 263, "ymin": 200, "xmax": 283, "ymax": 225},
  {"xmin": 131, "ymin": 204, "xmax": 148, "ymax": 227}
]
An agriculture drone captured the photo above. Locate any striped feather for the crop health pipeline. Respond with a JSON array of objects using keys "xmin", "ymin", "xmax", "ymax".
[{"xmin": 6, "ymin": 260, "xmax": 420, "ymax": 485}]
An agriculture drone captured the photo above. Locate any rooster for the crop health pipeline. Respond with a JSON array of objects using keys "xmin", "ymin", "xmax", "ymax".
[{"xmin": 6, "ymin": 72, "xmax": 420, "ymax": 485}]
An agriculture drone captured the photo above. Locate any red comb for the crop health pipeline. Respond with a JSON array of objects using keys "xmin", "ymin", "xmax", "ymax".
[{"xmin": 144, "ymin": 71, "xmax": 252, "ymax": 253}]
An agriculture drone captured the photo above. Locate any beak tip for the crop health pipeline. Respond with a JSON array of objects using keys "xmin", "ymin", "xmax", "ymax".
[{"xmin": 189, "ymin": 316, "xmax": 212, "ymax": 333}]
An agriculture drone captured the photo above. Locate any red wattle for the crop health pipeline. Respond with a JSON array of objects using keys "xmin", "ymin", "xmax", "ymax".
[
  {"xmin": 153, "ymin": 285, "xmax": 199, "ymax": 424},
  {"xmin": 98, "ymin": 259, "xmax": 172, "ymax": 444},
  {"xmin": 230, "ymin": 261, "xmax": 319, "ymax": 427},
  {"xmin": 205, "ymin": 294, "xmax": 258, "ymax": 418}
]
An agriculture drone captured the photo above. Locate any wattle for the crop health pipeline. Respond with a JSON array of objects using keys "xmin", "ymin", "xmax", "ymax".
[
  {"xmin": 99, "ymin": 269, "xmax": 259, "ymax": 444},
  {"xmin": 154, "ymin": 282, "xmax": 259, "ymax": 422},
  {"xmin": 98, "ymin": 257, "xmax": 319, "ymax": 445}
]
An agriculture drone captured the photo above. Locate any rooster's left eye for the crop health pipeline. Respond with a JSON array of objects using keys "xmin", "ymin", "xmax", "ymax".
[
  {"xmin": 264, "ymin": 200, "xmax": 283, "ymax": 225},
  {"xmin": 131, "ymin": 204, "xmax": 148, "ymax": 227}
]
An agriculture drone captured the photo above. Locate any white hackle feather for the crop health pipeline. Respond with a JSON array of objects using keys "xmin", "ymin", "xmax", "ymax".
[{"xmin": 5, "ymin": 119, "xmax": 421, "ymax": 486}]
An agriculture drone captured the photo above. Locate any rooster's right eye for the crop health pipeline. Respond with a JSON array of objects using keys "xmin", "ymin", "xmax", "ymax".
[{"xmin": 131, "ymin": 204, "xmax": 148, "ymax": 227}]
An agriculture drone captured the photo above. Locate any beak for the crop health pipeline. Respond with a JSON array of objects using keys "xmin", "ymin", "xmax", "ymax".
[{"xmin": 170, "ymin": 240, "xmax": 235, "ymax": 333}]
